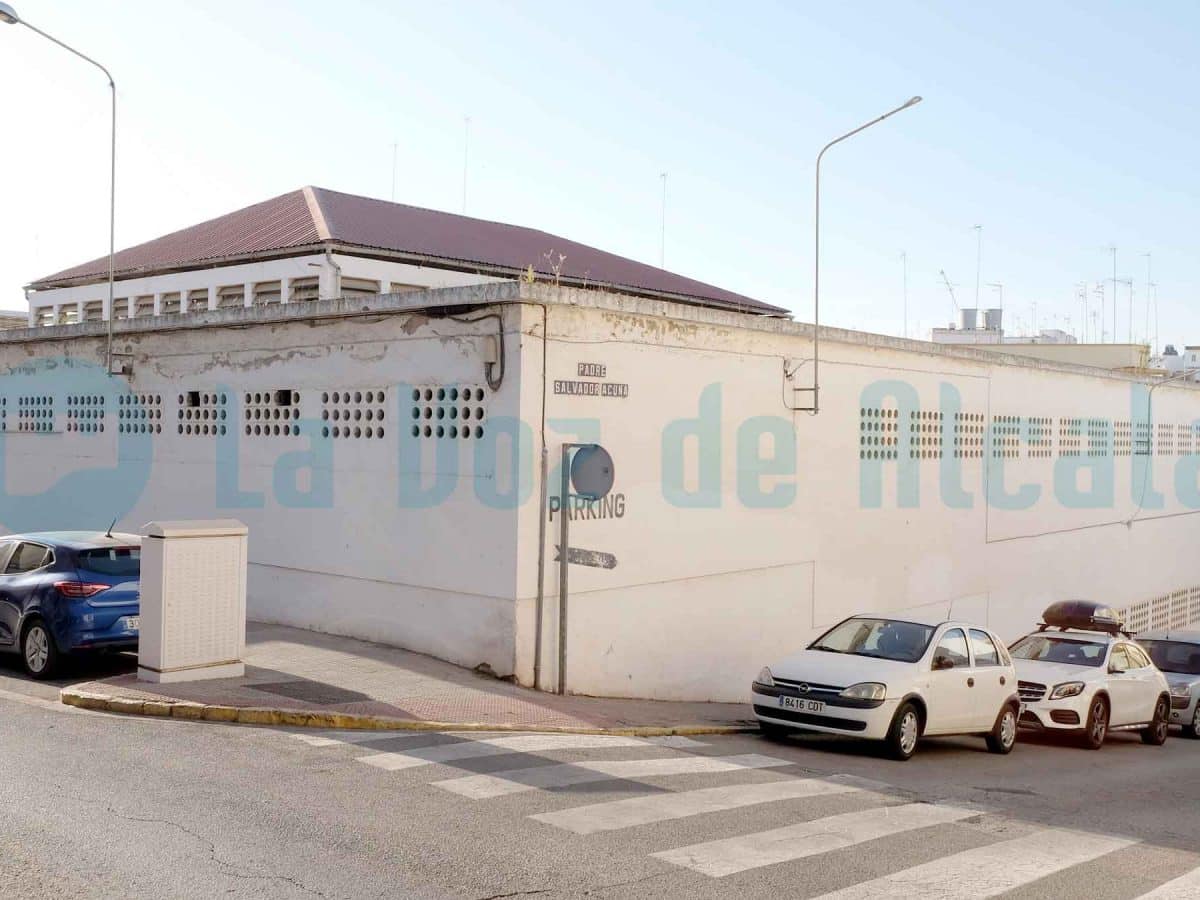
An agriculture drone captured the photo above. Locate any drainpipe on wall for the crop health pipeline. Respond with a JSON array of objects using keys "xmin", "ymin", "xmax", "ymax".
[{"xmin": 321, "ymin": 250, "xmax": 342, "ymax": 300}]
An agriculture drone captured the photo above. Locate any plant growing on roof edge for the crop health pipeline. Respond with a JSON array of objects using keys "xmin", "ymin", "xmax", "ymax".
[{"xmin": 542, "ymin": 250, "xmax": 567, "ymax": 287}]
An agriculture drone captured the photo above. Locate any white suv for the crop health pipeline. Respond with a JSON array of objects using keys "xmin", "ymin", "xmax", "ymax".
[
  {"xmin": 752, "ymin": 613, "xmax": 1019, "ymax": 760},
  {"xmin": 1010, "ymin": 601, "xmax": 1171, "ymax": 750}
]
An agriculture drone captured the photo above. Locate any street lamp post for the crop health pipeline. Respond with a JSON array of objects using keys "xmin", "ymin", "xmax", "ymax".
[
  {"xmin": 1, "ymin": 2, "xmax": 117, "ymax": 372},
  {"xmin": 803, "ymin": 96, "xmax": 922, "ymax": 414}
]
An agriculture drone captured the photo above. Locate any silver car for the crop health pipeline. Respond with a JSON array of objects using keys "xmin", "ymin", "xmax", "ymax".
[{"xmin": 1137, "ymin": 631, "xmax": 1200, "ymax": 738}]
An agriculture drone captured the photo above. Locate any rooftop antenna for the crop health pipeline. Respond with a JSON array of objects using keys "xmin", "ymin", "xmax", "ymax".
[
  {"xmin": 105, "ymin": 516, "xmax": 116, "ymax": 539},
  {"xmin": 390, "ymin": 142, "xmax": 398, "ymax": 202},
  {"xmin": 461, "ymin": 116, "xmax": 470, "ymax": 214},
  {"xmin": 1117, "ymin": 278, "xmax": 1134, "ymax": 343},
  {"xmin": 1152, "ymin": 281, "xmax": 1159, "ymax": 353},
  {"xmin": 1143, "ymin": 253, "xmax": 1152, "ymax": 348},
  {"xmin": 659, "ymin": 172, "xmax": 667, "ymax": 268},
  {"xmin": 900, "ymin": 251, "xmax": 908, "ymax": 339},
  {"xmin": 973, "ymin": 224, "xmax": 983, "ymax": 308},
  {"xmin": 1107, "ymin": 245, "xmax": 1118, "ymax": 344},
  {"xmin": 1075, "ymin": 282, "xmax": 1088, "ymax": 342}
]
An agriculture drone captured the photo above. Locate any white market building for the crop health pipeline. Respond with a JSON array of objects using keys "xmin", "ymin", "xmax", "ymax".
[{"xmin": 7, "ymin": 189, "xmax": 1200, "ymax": 702}]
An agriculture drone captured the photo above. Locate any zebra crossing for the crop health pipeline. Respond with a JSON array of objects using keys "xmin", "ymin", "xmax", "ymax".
[{"xmin": 280, "ymin": 728, "xmax": 1200, "ymax": 897}]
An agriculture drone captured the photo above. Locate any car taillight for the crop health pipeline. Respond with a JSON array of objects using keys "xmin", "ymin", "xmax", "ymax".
[{"xmin": 54, "ymin": 581, "xmax": 111, "ymax": 598}]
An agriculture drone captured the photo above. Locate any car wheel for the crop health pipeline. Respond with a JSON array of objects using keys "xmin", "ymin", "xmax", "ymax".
[
  {"xmin": 1081, "ymin": 696, "xmax": 1108, "ymax": 750},
  {"xmin": 1185, "ymin": 703, "xmax": 1200, "ymax": 740},
  {"xmin": 885, "ymin": 702, "xmax": 921, "ymax": 761},
  {"xmin": 758, "ymin": 721, "xmax": 792, "ymax": 741},
  {"xmin": 21, "ymin": 620, "xmax": 59, "ymax": 680},
  {"xmin": 986, "ymin": 704, "xmax": 1018, "ymax": 754},
  {"xmin": 1142, "ymin": 697, "xmax": 1170, "ymax": 746}
]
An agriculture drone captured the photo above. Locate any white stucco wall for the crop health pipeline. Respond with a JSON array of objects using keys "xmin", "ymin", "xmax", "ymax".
[
  {"xmin": 2, "ymin": 282, "xmax": 1199, "ymax": 702},
  {"xmin": 0, "ymin": 287, "xmax": 523, "ymax": 675},
  {"xmin": 512, "ymin": 292, "xmax": 1200, "ymax": 701}
]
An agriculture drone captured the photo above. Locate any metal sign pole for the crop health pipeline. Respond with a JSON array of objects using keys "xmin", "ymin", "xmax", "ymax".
[{"xmin": 557, "ymin": 444, "xmax": 572, "ymax": 695}]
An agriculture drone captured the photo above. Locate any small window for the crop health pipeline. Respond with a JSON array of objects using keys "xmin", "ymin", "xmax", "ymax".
[
  {"xmin": 0, "ymin": 541, "xmax": 16, "ymax": 571},
  {"xmin": 933, "ymin": 628, "xmax": 970, "ymax": 669},
  {"xmin": 969, "ymin": 629, "xmax": 1002, "ymax": 667},
  {"xmin": 77, "ymin": 546, "xmax": 140, "ymax": 577},
  {"xmin": 253, "ymin": 281, "xmax": 282, "ymax": 306},
  {"xmin": 217, "ymin": 285, "xmax": 245, "ymax": 309},
  {"xmin": 5, "ymin": 542, "xmax": 50, "ymax": 574},
  {"xmin": 188, "ymin": 289, "xmax": 210, "ymax": 312}
]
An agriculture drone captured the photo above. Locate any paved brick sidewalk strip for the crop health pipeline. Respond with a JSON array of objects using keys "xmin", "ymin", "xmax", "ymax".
[{"xmin": 62, "ymin": 622, "xmax": 756, "ymax": 735}]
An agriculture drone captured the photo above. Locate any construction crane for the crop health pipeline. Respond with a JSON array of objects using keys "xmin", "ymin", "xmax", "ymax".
[{"xmin": 939, "ymin": 269, "xmax": 960, "ymax": 314}]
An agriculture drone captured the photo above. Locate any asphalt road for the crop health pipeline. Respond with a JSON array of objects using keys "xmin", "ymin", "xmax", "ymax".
[{"xmin": 2, "ymin": 659, "xmax": 1200, "ymax": 900}]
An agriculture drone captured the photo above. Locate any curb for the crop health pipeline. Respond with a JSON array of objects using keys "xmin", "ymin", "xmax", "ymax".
[{"xmin": 59, "ymin": 687, "xmax": 759, "ymax": 737}]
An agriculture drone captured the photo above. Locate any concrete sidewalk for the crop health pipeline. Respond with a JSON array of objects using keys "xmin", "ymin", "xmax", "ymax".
[{"xmin": 62, "ymin": 622, "xmax": 756, "ymax": 735}]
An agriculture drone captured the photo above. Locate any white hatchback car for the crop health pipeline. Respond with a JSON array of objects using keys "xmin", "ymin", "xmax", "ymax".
[
  {"xmin": 1009, "ymin": 601, "xmax": 1171, "ymax": 750},
  {"xmin": 752, "ymin": 613, "xmax": 1019, "ymax": 760}
]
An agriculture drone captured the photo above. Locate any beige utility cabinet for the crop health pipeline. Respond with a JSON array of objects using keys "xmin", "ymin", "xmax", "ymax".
[{"xmin": 137, "ymin": 520, "xmax": 248, "ymax": 683}]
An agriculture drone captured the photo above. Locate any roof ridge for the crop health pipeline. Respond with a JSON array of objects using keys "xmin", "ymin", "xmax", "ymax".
[
  {"xmin": 302, "ymin": 186, "xmax": 332, "ymax": 241},
  {"xmin": 309, "ymin": 185, "xmax": 561, "ymax": 238}
]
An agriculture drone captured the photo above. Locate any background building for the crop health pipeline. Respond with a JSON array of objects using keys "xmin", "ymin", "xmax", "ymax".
[{"xmin": 23, "ymin": 187, "xmax": 784, "ymax": 326}]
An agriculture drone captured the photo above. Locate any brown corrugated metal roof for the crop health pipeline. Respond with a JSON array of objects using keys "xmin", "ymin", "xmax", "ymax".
[
  {"xmin": 30, "ymin": 187, "xmax": 785, "ymax": 315},
  {"xmin": 34, "ymin": 190, "xmax": 321, "ymax": 287}
]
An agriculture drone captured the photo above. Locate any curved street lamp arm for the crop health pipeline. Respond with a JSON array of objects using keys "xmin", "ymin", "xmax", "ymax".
[
  {"xmin": 808, "ymin": 96, "xmax": 922, "ymax": 415},
  {"xmin": 17, "ymin": 16, "xmax": 117, "ymax": 372},
  {"xmin": 17, "ymin": 18, "xmax": 113, "ymax": 86}
]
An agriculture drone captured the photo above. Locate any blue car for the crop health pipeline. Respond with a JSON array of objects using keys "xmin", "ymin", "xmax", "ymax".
[{"xmin": 0, "ymin": 531, "xmax": 141, "ymax": 679}]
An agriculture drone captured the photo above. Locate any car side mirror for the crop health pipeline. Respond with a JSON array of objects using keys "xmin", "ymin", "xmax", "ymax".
[{"xmin": 932, "ymin": 655, "xmax": 954, "ymax": 671}]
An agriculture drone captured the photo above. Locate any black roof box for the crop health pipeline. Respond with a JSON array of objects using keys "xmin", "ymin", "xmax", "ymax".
[{"xmin": 1040, "ymin": 600, "xmax": 1124, "ymax": 636}]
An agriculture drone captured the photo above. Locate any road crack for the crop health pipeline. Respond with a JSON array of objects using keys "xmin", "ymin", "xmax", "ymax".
[{"xmin": 103, "ymin": 807, "xmax": 328, "ymax": 897}]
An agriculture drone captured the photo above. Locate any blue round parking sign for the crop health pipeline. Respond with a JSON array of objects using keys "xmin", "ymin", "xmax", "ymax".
[{"xmin": 570, "ymin": 444, "xmax": 614, "ymax": 501}]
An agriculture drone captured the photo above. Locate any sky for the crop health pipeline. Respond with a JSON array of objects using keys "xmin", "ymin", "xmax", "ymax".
[{"xmin": 0, "ymin": 0, "xmax": 1197, "ymax": 348}]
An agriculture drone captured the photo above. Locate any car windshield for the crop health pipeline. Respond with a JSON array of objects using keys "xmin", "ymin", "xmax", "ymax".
[
  {"xmin": 76, "ymin": 546, "xmax": 140, "ymax": 577},
  {"xmin": 809, "ymin": 618, "xmax": 935, "ymax": 663},
  {"xmin": 1138, "ymin": 640, "xmax": 1200, "ymax": 676},
  {"xmin": 1009, "ymin": 634, "xmax": 1106, "ymax": 667}
]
